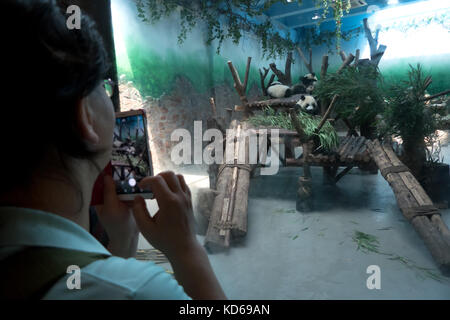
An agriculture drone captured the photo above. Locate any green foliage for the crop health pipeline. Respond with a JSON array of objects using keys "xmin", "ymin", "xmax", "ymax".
[
  {"xmin": 383, "ymin": 64, "xmax": 436, "ymax": 144},
  {"xmin": 248, "ymin": 107, "xmax": 339, "ymax": 151},
  {"xmin": 314, "ymin": 66, "xmax": 384, "ymax": 125},
  {"xmin": 352, "ymin": 230, "xmax": 448, "ymax": 283},
  {"xmin": 316, "ymin": 0, "xmax": 352, "ymax": 50},
  {"xmin": 135, "ymin": 0, "xmax": 303, "ymax": 59}
]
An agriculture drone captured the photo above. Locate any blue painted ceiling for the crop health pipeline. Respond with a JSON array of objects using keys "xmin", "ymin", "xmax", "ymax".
[{"xmin": 263, "ymin": 0, "xmax": 421, "ymax": 31}]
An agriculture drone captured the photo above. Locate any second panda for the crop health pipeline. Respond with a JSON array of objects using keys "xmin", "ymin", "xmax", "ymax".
[{"xmin": 267, "ymin": 81, "xmax": 294, "ymax": 99}]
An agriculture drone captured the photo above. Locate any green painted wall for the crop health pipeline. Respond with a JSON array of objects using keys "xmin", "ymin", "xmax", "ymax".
[{"xmin": 112, "ymin": 0, "xmax": 299, "ymax": 99}]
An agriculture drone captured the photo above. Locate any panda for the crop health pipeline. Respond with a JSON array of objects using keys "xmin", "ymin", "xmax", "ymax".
[
  {"xmin": 267, "ymin": 81, "xmax": 293, "ymax": 99},
  {"xmin": 303, "ymin": 73, "xmax": 318, "ymax": 93},
  {"xmin": 291, "ymin": 73, "xmax": 318, "ymax": 95},
  {"xmin": 296, "ymin": 94, "xmax": 319, "ymax": 115}
]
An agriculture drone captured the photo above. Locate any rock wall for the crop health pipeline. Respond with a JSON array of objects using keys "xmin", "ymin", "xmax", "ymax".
[{"xmin": 120, "ymin": 75, "xmax": 261, "ymax": 172}]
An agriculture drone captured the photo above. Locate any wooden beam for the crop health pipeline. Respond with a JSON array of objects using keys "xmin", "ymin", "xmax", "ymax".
[
  {"xmin": 366, "ymin": 140, "xmax": 450, "ymax": 273},
  {"xmin": 315, "ymin": 95, "xmax": 338, "ymax": 134}
]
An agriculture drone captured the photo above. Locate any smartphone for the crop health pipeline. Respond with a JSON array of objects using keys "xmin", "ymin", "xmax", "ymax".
[
  {"xmin": 90, "ymin": 109, "xmax": 154, "ymax": 205},
  {"xmin": 112, "ymin": 109, "xmax": 154, "ymax": 201}
]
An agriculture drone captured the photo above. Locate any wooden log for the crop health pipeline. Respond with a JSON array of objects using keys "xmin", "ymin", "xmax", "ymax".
[
  {"xmin": 297, "ymin": 141, "xmax": 314, "ymax": 212},
  {"xmin": 347, "ymin": 136, "xmax": 366, "ymax": 162},
  {"xmin": 269, "ymin": 52, "xmax": 293, "ymax": 86},
  {"xmin": 366, "ymin": 140, "xmax": 450, "ymax": 273},
  {"xmin": 320, "ymin": 55, "xmax": 329, "ymax": 80},
  {"xmin": 315, "ymin": 95, "xmax": 338, "ymax": 134},
  {"xmin": 341, "ymin": 138, "xmax": 357, "ymax": 161},
  {"xmin": 246, "ymin": 94, "xmax": 304, "ymax": 110},
  {"xmin": 204, "ymin": 120, "xmax": 253, "ymax": 252},
  {"xmin": 194, "ymin": 188, "xmax": 219, "ymax": 235},
  {"xmin": 227, "ymin": 59, "xmax": 252, "ymax": 118},
  {"xmin": 421, "ymin": 89, "xmax": 450, "ymax": 102},
  {"xmin": 205, "ymin": 121, "xmax": 239, "ymax": 252},
  {"xmin": 232, "ymin": 122, "xmax": 253, "ymax": 238},
  {"xmin": 339, "ymin": 137, "xmax": 356, "ymax": 161},
  {"xmin": 259, "ymin": 67, "xmax": 270, "ymax": 96},
  {"xmin": 337, "ymin": 54, "xmax": 355, "ymax": 74},
  {"xmin": 335, "ymin": 165, "xmax": 353, "ymax": 183},
  {"xmin": 220, "ymin": 125, "xmax": 242, "ymax": 244},
  {"xmin": 354, "ymin": 49, "xmax": 360, "ymax": 67},
  {"xmin": 289, "ymin": 108, "xmax": 309, "ymax": 142},
  {"xmin": 297, "ymin": 47, "xmax": 314, "ymax": 74},
  {"xmin": 354, "ymin": 142, "xmax": 367, "ymax": 161},
  {"xmin": 243, "ymin": 57, "xmax": 252, "ymax": 92}
]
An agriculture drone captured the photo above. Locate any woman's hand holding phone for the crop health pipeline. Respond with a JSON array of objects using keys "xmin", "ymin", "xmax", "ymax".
[
  {"xmin": 132, "ymin": 171, "xmax": 226, "ymax": 300},
  {"xmin": 131, "ymin": 171, "xmax": 197, "ymax": 258}
]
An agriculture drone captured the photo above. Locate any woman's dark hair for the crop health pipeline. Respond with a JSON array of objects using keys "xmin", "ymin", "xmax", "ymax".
[{"xmin": 1, "ymin": 0, "xmax": 109, "ymax": 194}]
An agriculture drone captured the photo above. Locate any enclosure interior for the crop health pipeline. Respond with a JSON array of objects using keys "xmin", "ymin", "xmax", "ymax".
[{"xmin": 108, "ymin": 0, "xmax": 450, "ymax": 299}]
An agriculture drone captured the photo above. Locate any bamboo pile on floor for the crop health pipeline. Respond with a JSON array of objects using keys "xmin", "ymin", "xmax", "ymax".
[
  {"xmin": 366, "ymin": 140, "xmax": 450, "ymax": 274},
  {"xmin": 204, "ymin": 120, "xmax": 253, "ymax": 252}
]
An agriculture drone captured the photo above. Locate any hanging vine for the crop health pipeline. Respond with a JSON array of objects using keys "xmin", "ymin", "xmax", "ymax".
[
  {"xmin": 316, "ymin": 0, "xmax": 352, "ymax": 50},
  {"xmin": 135, "ymin": 0, "xmax": 303, "ymax": 59}
]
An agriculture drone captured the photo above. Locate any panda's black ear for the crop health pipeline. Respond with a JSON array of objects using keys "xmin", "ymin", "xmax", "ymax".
[{"xmin": 300, "ymin": 95, "xmax": 306, "ymax": 101}]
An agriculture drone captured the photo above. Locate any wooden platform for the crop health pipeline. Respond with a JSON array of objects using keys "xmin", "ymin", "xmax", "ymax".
[
  {"xmin": 246, "ymin": 94, "xmax": 305, "ymax": 109},
  {"xmin": 255, "ymin": 128, "xmax": 373, "ymax": 167}
]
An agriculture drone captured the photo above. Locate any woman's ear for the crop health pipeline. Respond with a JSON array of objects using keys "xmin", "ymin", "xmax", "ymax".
[{"xmin": 76, "ymin": 97, "xmax": 100, "ymax": 146}]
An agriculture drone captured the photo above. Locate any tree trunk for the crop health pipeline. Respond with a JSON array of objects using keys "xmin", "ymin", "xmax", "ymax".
[{"xmin": 401, "ymin": 140, "xmax": 426, "ymax": 179}]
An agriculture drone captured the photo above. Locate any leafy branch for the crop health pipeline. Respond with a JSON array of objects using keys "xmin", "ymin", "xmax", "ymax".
[{"xmin": 135, "ymin": 0, "xmax": 303, "ymax": 59}]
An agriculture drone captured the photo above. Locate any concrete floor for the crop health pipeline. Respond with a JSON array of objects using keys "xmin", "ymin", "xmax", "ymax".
[{"xmin": 138, "ymin": 137, "xmax": 450, "ymax": 300}]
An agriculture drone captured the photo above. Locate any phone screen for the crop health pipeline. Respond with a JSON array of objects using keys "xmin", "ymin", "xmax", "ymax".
[{"xmin": 112, "ymin": 110, "xmax": 153, "ymax": 198}]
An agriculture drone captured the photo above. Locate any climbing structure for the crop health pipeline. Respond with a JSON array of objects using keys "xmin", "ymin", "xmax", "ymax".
[{"xmin": 199, "ymin": 50, "xmax": 450, "ymax": 275}]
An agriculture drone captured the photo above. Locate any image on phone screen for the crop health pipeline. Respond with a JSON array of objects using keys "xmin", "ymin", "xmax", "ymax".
[{"xmin": 112, "ymin": 110, "xmax": 153, "ymax": 200}]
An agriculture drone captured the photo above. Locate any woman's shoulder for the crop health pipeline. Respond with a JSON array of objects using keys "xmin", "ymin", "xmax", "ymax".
[{"xmin": 44, "ymin": 256, "xmax": 191, "ymax": 300}]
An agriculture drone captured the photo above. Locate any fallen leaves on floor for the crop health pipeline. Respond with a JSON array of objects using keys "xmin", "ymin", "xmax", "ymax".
[{"xmin": 352, "ymin": 230, "xmax": 448, "ymax": 283}]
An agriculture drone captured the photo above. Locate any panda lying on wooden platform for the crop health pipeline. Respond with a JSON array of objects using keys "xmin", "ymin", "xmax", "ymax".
[
  {"xmin": 265, "ymin": 73, "xmax": 319, "ymax": 115},
  {"xmin": 296, "ymin": 94, "xmax": 319, "ymax": 115},
  {"xmin": 266, "ymin": 73, "xmax": 318, "ymax": 99}
]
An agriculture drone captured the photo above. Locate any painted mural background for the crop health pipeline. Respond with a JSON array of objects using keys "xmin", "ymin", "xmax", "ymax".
[
  {"xmin": 111, "ymin": 0, "xmax": 450, "ymax": 169},
  {"xmin": 304, "ymin": 1, "xmax": 450, "ymax": 94}
]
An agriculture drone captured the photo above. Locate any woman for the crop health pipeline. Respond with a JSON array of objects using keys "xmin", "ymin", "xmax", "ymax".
[{"xmin": 0, "ymin": 0, "xmax": 225, "ymax": 300}]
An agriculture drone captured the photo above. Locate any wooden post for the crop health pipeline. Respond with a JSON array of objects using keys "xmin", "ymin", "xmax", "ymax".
[
  {"xmin": 320, "ymin": 55, "xmax": 329, "ymax": 80},
  {"xmin": 354, "ymin": 49, "xmax": 360, "ymax": 67},
  {"xmin": 259, "ymin": 67, "xmax": 270, "ymax": 96},
  {"xmin": 289, "ymin": 109, "xmax": 314, "ymax": 212},
  {"xmin": 269, "ymin": 52, "xmax": 293, "ymax": 86},
  {"xmin": 204, "ymin": 121, "xmax": 253, "ymax": 252},
  {"xmin": 296, "ymin": 47, "xmax": 314, "ymax": 74},
  {"xmin": 227, "ymin": 58, "xmax": 253, "ymax": 119},
  {"xmin": 337, "ymin": 54, "xmax": 355, "ymax": 74},
  {"xmin": 363, "ymin": 18, "xmax": 386, "ymax": 67}
]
